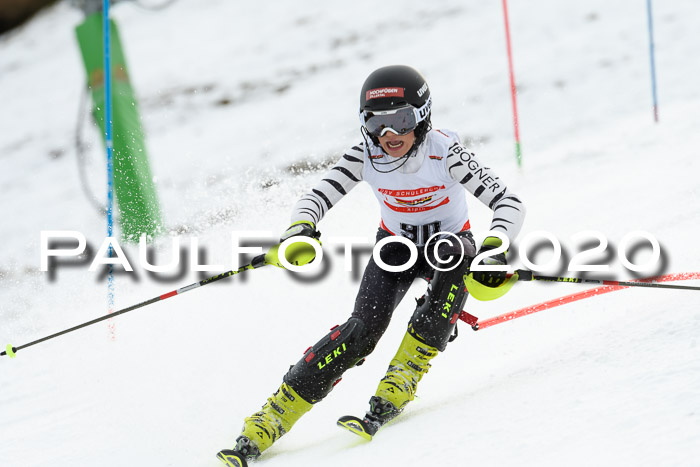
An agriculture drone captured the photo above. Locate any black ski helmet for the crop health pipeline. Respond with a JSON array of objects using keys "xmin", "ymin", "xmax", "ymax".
[{"xmin": 359, "ymin": 65, "xmax": 432, "ymax": 147}]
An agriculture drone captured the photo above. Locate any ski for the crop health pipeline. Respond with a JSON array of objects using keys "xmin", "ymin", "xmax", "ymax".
[
  {"xmin": 337, "ymin": 415, "xmax": 382, "ymax": 441},
  {"xmin": 216, "ymin": 450, "xmax": 248, "ymax": 467},
  {"xmin": 338, "ymin": 396, "xmax": 402, "ymax": 440}
]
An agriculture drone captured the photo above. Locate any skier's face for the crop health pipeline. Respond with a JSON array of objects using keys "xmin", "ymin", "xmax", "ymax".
[{"xmin": 378, "ymin": 130, "xmax": 415, "ymax": 158}]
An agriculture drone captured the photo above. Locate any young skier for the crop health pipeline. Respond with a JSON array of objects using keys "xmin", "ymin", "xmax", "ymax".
[{"xmin": 217, "ymin": 65, "xmax": 525, "ymax": 466}]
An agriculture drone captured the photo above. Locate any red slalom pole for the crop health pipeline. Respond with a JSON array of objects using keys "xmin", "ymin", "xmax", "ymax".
[
  {"xmin": 502, "ymin": 0, "xmax": 522, "ymax": 167},
  {"xmin": 469, "ymin": 283, "xmax": 626, "ymax": 330}
]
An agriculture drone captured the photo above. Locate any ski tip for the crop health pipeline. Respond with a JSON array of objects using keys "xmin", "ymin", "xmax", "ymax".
[
  {"xmin": 337, "ymin": 415, "xmax": 373, "ymax": 441},
  {"xmin": 216, "ymin": 449, "xmax": 248, "ymax": 467}
]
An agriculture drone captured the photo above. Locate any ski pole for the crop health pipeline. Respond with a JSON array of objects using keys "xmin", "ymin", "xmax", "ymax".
[
  {"xmin": 1, "ymin": 254, "xmax": 268, "ymax": 359},
  {"xmin": 515, "ymin": 269, "xmax": 700, "ymax": 291}
]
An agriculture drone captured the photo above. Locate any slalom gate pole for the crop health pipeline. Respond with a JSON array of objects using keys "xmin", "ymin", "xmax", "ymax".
[
  {"xmin": 1, "ymin": 256, "xmax": 268, "ymax": 359},
  {"xmin": 103, "ymin": 0, "xmax": 116, "ymax": 334},
  {"xmin": 646, "ymin": 0, "xmax": 659, "ymax": 123},
  {"xmin": 502, "ymin": 0, "xmax": 522, "ymax": 167},
  {"xmin": 460, "ymin": 271, "xmax": 700, "ymax": 330}
]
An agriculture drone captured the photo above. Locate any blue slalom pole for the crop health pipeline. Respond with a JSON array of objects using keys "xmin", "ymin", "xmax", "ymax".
[
  {"xmin": 646, "ymin": 0, "xmax": 659, "ymax": 122},
  {"xmin": 103, "ymin": 0, "xmax": 116, "ymax": 326}
]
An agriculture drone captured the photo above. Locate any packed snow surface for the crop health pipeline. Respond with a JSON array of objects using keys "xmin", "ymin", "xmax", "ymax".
[{"xmin": 1, "ymin": 1, "xmax": 699, "ymax": 466}]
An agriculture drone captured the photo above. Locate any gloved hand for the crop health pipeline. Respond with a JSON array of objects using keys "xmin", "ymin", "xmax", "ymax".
[
  {"xmin": 280, "ymin": 220, "xmax": 321, "ymax": 242},
  {"xmin": 266, "ymin": 221, "xmax": 322, "ymax": 269},
  {"xmin": 472, "ymin": 236, "xmax": 507, "ymax": 287}
]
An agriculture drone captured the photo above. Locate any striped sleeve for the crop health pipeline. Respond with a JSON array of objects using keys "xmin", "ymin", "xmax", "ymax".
[
  {"xmin": 289, "ymin": 144, "xmax": 365, "ymax": 226},
  {"xmin": 446, "ymin": 142, "xmax": 525, "ymax": 242}
]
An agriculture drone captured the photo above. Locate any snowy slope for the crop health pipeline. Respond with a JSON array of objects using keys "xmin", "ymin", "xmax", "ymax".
[{"xmin": 1, "ymin": 1, "xmax": 700, "ymax": 466}]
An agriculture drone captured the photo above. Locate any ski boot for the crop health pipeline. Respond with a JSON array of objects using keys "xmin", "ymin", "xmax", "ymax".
[
  {"xmin": 374, "ymin": 329, "xmax": 438, "ymax": 410},
  {"xmin": 217, "ymin": 382, "xmax": 312, "ymax": 465},
  {"xmin": 338, "ymin": 330, "xmax": 439, "ymax": 439}
]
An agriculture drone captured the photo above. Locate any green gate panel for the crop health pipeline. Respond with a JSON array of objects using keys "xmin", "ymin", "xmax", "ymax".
[{"xmin": 75, "ymin": 13, "xmax": 162, "ymax": 241}]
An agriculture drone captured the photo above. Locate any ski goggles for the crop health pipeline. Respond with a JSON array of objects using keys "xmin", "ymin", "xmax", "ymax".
[{"xmin": 361, "ymin": 97, "xmax": 432, "ymax": 138}]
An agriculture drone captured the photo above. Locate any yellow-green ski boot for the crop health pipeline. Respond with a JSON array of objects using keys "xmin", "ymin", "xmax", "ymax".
[
  {"xmin": 374, "ymin": 330, "xmax": 438, "ymax": 412},
  {"xmin": 217, "ymin": 382, "xmax": 312, "ymax": 466},
  {"xmin": 338, "ymin": 330, "xmax": 439, "ymax": 440}
]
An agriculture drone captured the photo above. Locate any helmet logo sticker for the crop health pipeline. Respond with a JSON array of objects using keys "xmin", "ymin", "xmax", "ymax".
[
  {"xmin": 366, "ymin": 87, "xmax": 404, "ymax": 100},
  {"xmin": 417, "ymin": 82, "xmax": 428, "ymax": 97}
]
